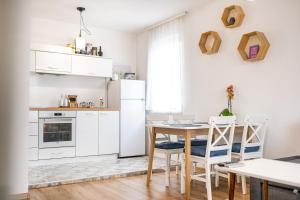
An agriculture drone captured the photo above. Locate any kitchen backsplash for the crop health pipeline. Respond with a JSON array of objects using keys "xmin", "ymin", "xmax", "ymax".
[{"xmin": 29, "ymin": 73, "xmax": 106, "ymax": 107}]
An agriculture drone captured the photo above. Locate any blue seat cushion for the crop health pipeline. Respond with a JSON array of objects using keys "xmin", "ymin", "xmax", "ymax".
[
  {"xmin": 155, "ymin": 141, "xmax": 184, "ymax": 150},
  {"xmin": 178, "ymin": 139, "xmax": 208, "ymax": 146},
  {"xmin": 188, "ymin": 145, "xmax": 228, "ymax": 157},
  {"xmin": 232, "ymin": 143, "xmax": 260, "ymax": 153}
]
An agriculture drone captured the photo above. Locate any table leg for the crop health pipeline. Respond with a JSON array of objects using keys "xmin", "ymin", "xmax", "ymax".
[
  {"xmin": 229, "ymin": 173, "xmax": 236, "ymax": 200},
  {"xmin": 263, "ymin": 180, "xmax": 269, "ymax": 200},
  {"xmin": 184, "ymin": 131, "xmax": 191, "ymax": 200},
  {"xmin": 146, "ymin": 127, "xmax": 156, "ymax": 186}
]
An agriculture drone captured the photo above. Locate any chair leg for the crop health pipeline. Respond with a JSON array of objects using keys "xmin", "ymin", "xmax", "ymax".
[
  {"xmin": 205, "ymin": 164, "xmax": 212, "ymax": 200},
  {"xmin": 176, "ymin": 154, "xmax": 179, "ymax": 175},
  {"xmin": 192, "ymin": 162, "xmax": 196, "ymax": 174},
  {"xmin": 237, "ymin": 175, "xmax": 241, "ymax": 183},
  {"xmin": 180, "ymin": 154, "xmax": 185, "ymax": 194},
  {"xmin": 215, "ymin": 170, "xmax": 219, "ymax": 188},
  {"xmin": 165, "ymin": 154, "xmax": 170, "ymax": 187},
  {"xmin": 242, "ymin": 176, "xmax": 247, "ymax": 195}
]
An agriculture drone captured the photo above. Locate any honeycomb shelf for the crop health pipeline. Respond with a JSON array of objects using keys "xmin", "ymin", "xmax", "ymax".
[
  {"xmin": 221, "ymin": 5, "xmax": 245, "ymax": 28},
  {"xmin": 237, "ymin": 31, "xmax": 270, "ymax": 62},
  {"xmin": 199, "ymin": 31, "xmax": 222, "ymax": 55}
]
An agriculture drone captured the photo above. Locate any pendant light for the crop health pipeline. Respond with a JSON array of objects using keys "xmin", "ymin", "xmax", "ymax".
[{"xmin": 75, "ymin": 7, "xmax": 91, "ymax": 53}]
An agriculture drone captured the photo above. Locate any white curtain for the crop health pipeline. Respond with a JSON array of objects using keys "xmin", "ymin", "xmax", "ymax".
[{"xmin": 146, "ymin": 17, "xmax": 184, "ymax": 113}]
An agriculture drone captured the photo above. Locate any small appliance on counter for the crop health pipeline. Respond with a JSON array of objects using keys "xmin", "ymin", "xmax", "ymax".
[
  {"xmin": 59, "ymin": 94, "xmax": 69, "ymax": 108},
  {"xmin": 79, "ymin": 101, "xmax": 95, "ymax": 108},
  {"xmin": 68, "ymin": 95, "xmax": 78, "ymax": 108}
]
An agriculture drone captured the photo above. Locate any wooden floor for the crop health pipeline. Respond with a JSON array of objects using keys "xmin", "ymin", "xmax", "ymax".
[{"xmin": 29, "ymin": 172, "xmax": 250, "ymax": 200}]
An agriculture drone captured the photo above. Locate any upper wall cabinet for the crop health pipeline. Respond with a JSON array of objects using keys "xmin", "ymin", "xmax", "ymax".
[
  {"xmin": 36, "ymin": 51, "xmax": 72, "ymax": 74},
  {"xmin": 30, "ymin": 51, "xmax": 36, "ymax": 72},
  {"xmin": 72, "ymin": 55, "xmax": 113, "ymax": 78}
]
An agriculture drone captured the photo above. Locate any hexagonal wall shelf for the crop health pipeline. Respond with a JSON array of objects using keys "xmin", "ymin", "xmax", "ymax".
[
  {"xmin": 199, "ymin": 31, "xmax": 222, "ymax": 55},
  {"xmin": 221, "ymin": 5, "xmax": 245, "ymax": 28},
  {"xmin": 237, "ymin": 31, "xmax": 270, "ymax": 61}
]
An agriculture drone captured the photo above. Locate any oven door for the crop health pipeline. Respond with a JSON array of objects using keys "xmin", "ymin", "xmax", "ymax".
[{"xmin": 39, "ymin": 118, "xmax": 76, "ymax": 148}]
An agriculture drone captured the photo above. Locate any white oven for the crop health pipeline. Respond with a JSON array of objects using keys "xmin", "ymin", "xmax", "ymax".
[{"xmin": 39, "ymin": 111, "xmax": 76, "ymax": 148}]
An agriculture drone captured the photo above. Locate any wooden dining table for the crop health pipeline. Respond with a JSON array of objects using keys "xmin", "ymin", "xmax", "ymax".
[{"xmin": 146, "ymin": 123, "xmax": 243, "ymax": 200}]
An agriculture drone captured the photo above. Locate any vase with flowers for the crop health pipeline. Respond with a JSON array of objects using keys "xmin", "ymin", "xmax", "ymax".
[{"xmin": 220, "ymin": 85, "xmax": 234, "ymax": 116}]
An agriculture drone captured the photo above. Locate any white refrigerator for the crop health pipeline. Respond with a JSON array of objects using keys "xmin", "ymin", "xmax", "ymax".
[{"xmin": 108, "ymin": 80, "xmax": 146, "ymax": 157}]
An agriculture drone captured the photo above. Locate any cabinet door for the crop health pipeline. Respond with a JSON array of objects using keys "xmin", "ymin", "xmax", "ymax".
[
  {"xmin": 76, "ymin": 111, "xmax": 99, "ymax": 156},
  {"xmin": 30, "ymin": 51, "xmax": 36, "ymax": 72},
  {"xmin": 71, "ymin": 55, "xmax": 112, "ymax": 77},
  {"xmin": 36, "ymin": 51, "xmax": 72, "ymax": 74},
  {"xmin": 99, "ymin": 111, "xmax": 119, "ymax": 155}
]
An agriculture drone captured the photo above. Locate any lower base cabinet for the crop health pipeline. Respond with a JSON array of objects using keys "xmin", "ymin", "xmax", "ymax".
[
  {"xmin": 28, "ymin": 110, "xmax": 120, "ymax": 161},
  {"xmin": 28, "ymin": 148, "xmax": 38, "ymax": 161},
  {"xmin": 99, "ymin": 111, "xmax": 119, "ymax": 155},
  {"xmin": 76, "ymin": 111, "xmax": 99, "ymax": 156},
  {"xmin": 39, "ymin": 147, "xmax": 75, "ymax": 160}
]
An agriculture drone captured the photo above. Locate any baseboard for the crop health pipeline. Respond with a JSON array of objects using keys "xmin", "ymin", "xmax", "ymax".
[{"xmin": 10, "ymin": 193, "xmax": 30, "ymax": 200}]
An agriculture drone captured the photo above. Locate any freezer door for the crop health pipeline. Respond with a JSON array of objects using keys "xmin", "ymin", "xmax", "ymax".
[
  {"xmin": 120, "ymin": 99, "xmax": 145, "ymax": 157},
  {"xmin": 121, "ymin": 80, "xmax": 145, "ymax": 100}
]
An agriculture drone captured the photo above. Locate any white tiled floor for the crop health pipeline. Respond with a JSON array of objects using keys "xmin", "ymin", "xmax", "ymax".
[{"xmin": 29, "ymin": 156, "xmax": 173, "ymax": 188}]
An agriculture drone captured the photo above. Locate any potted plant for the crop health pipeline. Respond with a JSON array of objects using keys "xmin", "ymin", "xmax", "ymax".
[{"xmin": 220, "ymin": 85, "xmax": 234, "ymax": 116}]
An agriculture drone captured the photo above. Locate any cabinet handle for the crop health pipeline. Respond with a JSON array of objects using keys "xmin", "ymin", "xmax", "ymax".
[{"xmin": 48, "ymin": 66, "xmax": 59, "ymax": 70}]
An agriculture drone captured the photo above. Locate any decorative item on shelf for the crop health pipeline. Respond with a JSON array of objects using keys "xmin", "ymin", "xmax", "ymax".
[
  {"xmin": 98, "ymin": 46, "xmax": 103, "ymax": 56},
  {"xmin": 221, "ymin": 5, "xmax": 245, "ymax": 28},
  {"xmin": 92, "ymin": 47, "xmax": 97, "ymax": 56},
  {"xmin": 228, "ymin": 17, "xmax": 236, "ymax": 25},
  {"xmin": 124, "ymin": 73, "xmax": 136, "ymax": 80},
  {"xmin": 75, "ymin": 7, "xmax": 91, "ymax": 54},
  {"xmin": 65, "ymin": 44, "xmax": 76, "ymax": 54},
  {"xmin": 199, "ymin": 31, "xmax": 222, "ymax": 55},
  {"xmin": 249, "ymin": 45, "xmax": 260, "ymax": 59},
  {"xmin": 68, "ymin": 95, "xmax": 78, "ymax": 108},
  {"xmin": 85, "ymin": 43, "xmax": 93, "ymax": 55},
  {"xmin": 238, "ymin": 31, "xmax": 270, "ymax": 61},
  {"xmin": 99, "ymin": 97, "xmax": 105, "ymax": 108},
  {"xmin": 219, "ymin": 85, "xmax": 234, "ymax": 116}
]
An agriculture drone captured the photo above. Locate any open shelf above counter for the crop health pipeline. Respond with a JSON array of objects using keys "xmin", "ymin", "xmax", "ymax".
[
  {"xmin": 30, "ymin": 107, "xmax": 119, "ymax": 111},
  {"xmin": 30, "ymin": 45, "xmax": 113, "ymax": 78}
]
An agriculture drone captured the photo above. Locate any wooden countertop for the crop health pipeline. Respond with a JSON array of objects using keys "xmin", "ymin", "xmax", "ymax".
[{"xmin": 30, "ymin": 107, "xmax": 119, "ymax": 111}]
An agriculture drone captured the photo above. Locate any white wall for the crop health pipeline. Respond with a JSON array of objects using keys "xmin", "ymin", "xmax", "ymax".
[
  {"xmin": 0, "ymin": 1, "xmax": 29, "ymax": 196},
  {"xmin": 30, "ymin": 17, "xmax": 137, "ymax": 107},
  {"xmin": 137, "ymin": 0, "xmax": 300, "ymax": 159}
]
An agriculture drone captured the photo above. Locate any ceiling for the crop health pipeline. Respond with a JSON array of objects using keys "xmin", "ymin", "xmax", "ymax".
[{"xmin": 30, "ymin": 0, "xmax": 211, "ymax": 33}]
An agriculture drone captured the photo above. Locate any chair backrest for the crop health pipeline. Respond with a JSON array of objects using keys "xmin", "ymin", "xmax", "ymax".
[
  {"xmin": 206, "ymin": 116, "xmax": 236, "ymax": 163},
  {"xmin": 240, "ymin": 114, "xmax": 268, "ymax": 159}
]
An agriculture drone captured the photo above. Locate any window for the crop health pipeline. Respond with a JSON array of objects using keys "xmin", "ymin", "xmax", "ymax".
[{"xmin": 146, "ymin": 18, "xmax": 184, "ymax": 113}]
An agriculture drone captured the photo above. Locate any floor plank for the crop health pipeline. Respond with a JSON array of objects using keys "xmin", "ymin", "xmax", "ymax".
[{"xmin": 30, "ymin": 172, "xmax": 250, "ymax": 200}]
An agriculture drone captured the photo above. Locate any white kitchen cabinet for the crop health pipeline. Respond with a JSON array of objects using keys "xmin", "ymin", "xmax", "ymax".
[
  {"xmin": 28, "ymin": 111, "xmax": 39, "ymax": 160},
  {"xmin": 28, "ymin": 148, "xmax": 38, "ymax": 161},
  {"xmin": 29, "ymin": 111, "xmax": 38, "ymax": 123},
  {"xmin": 76, "ymin": 111, "xmax": 99, "ymax": 156},
  {"xmin": 35, "ymin": 51, "xmax": 72, "ymax": 74},
  {"xmin": 30, "ymin": 51, "xmax": 36, "ymax": 72},
  {"xmin": 99, "ymin": 111, "xmax": 119, "ymax": 155},
  {"xmin": 28, "ymin": 136, "xmax": 38, "ymax": 148},
  {"xmin": 39, "ymin": 147, "xmax": 75, "ymax": 159},
  {"xmin": 71, "ymin": 55, "xmax": 112, "ymax": 77}
]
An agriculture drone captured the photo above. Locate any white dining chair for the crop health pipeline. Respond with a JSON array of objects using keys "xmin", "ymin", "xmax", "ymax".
[
  {"xmin": 215, "ymin": 114, "xmax": 268, "ymax": 195},
  {"xmin": 180, "ymin": 116, "xmax": 236, "ymax": 200},
  {"xmin": 147, "ymin": 115, "xmax": 184, "ymax": 187},
  {"xmin": 147, "ymin": 114, "xmax": 207, "ymax": 187}
]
